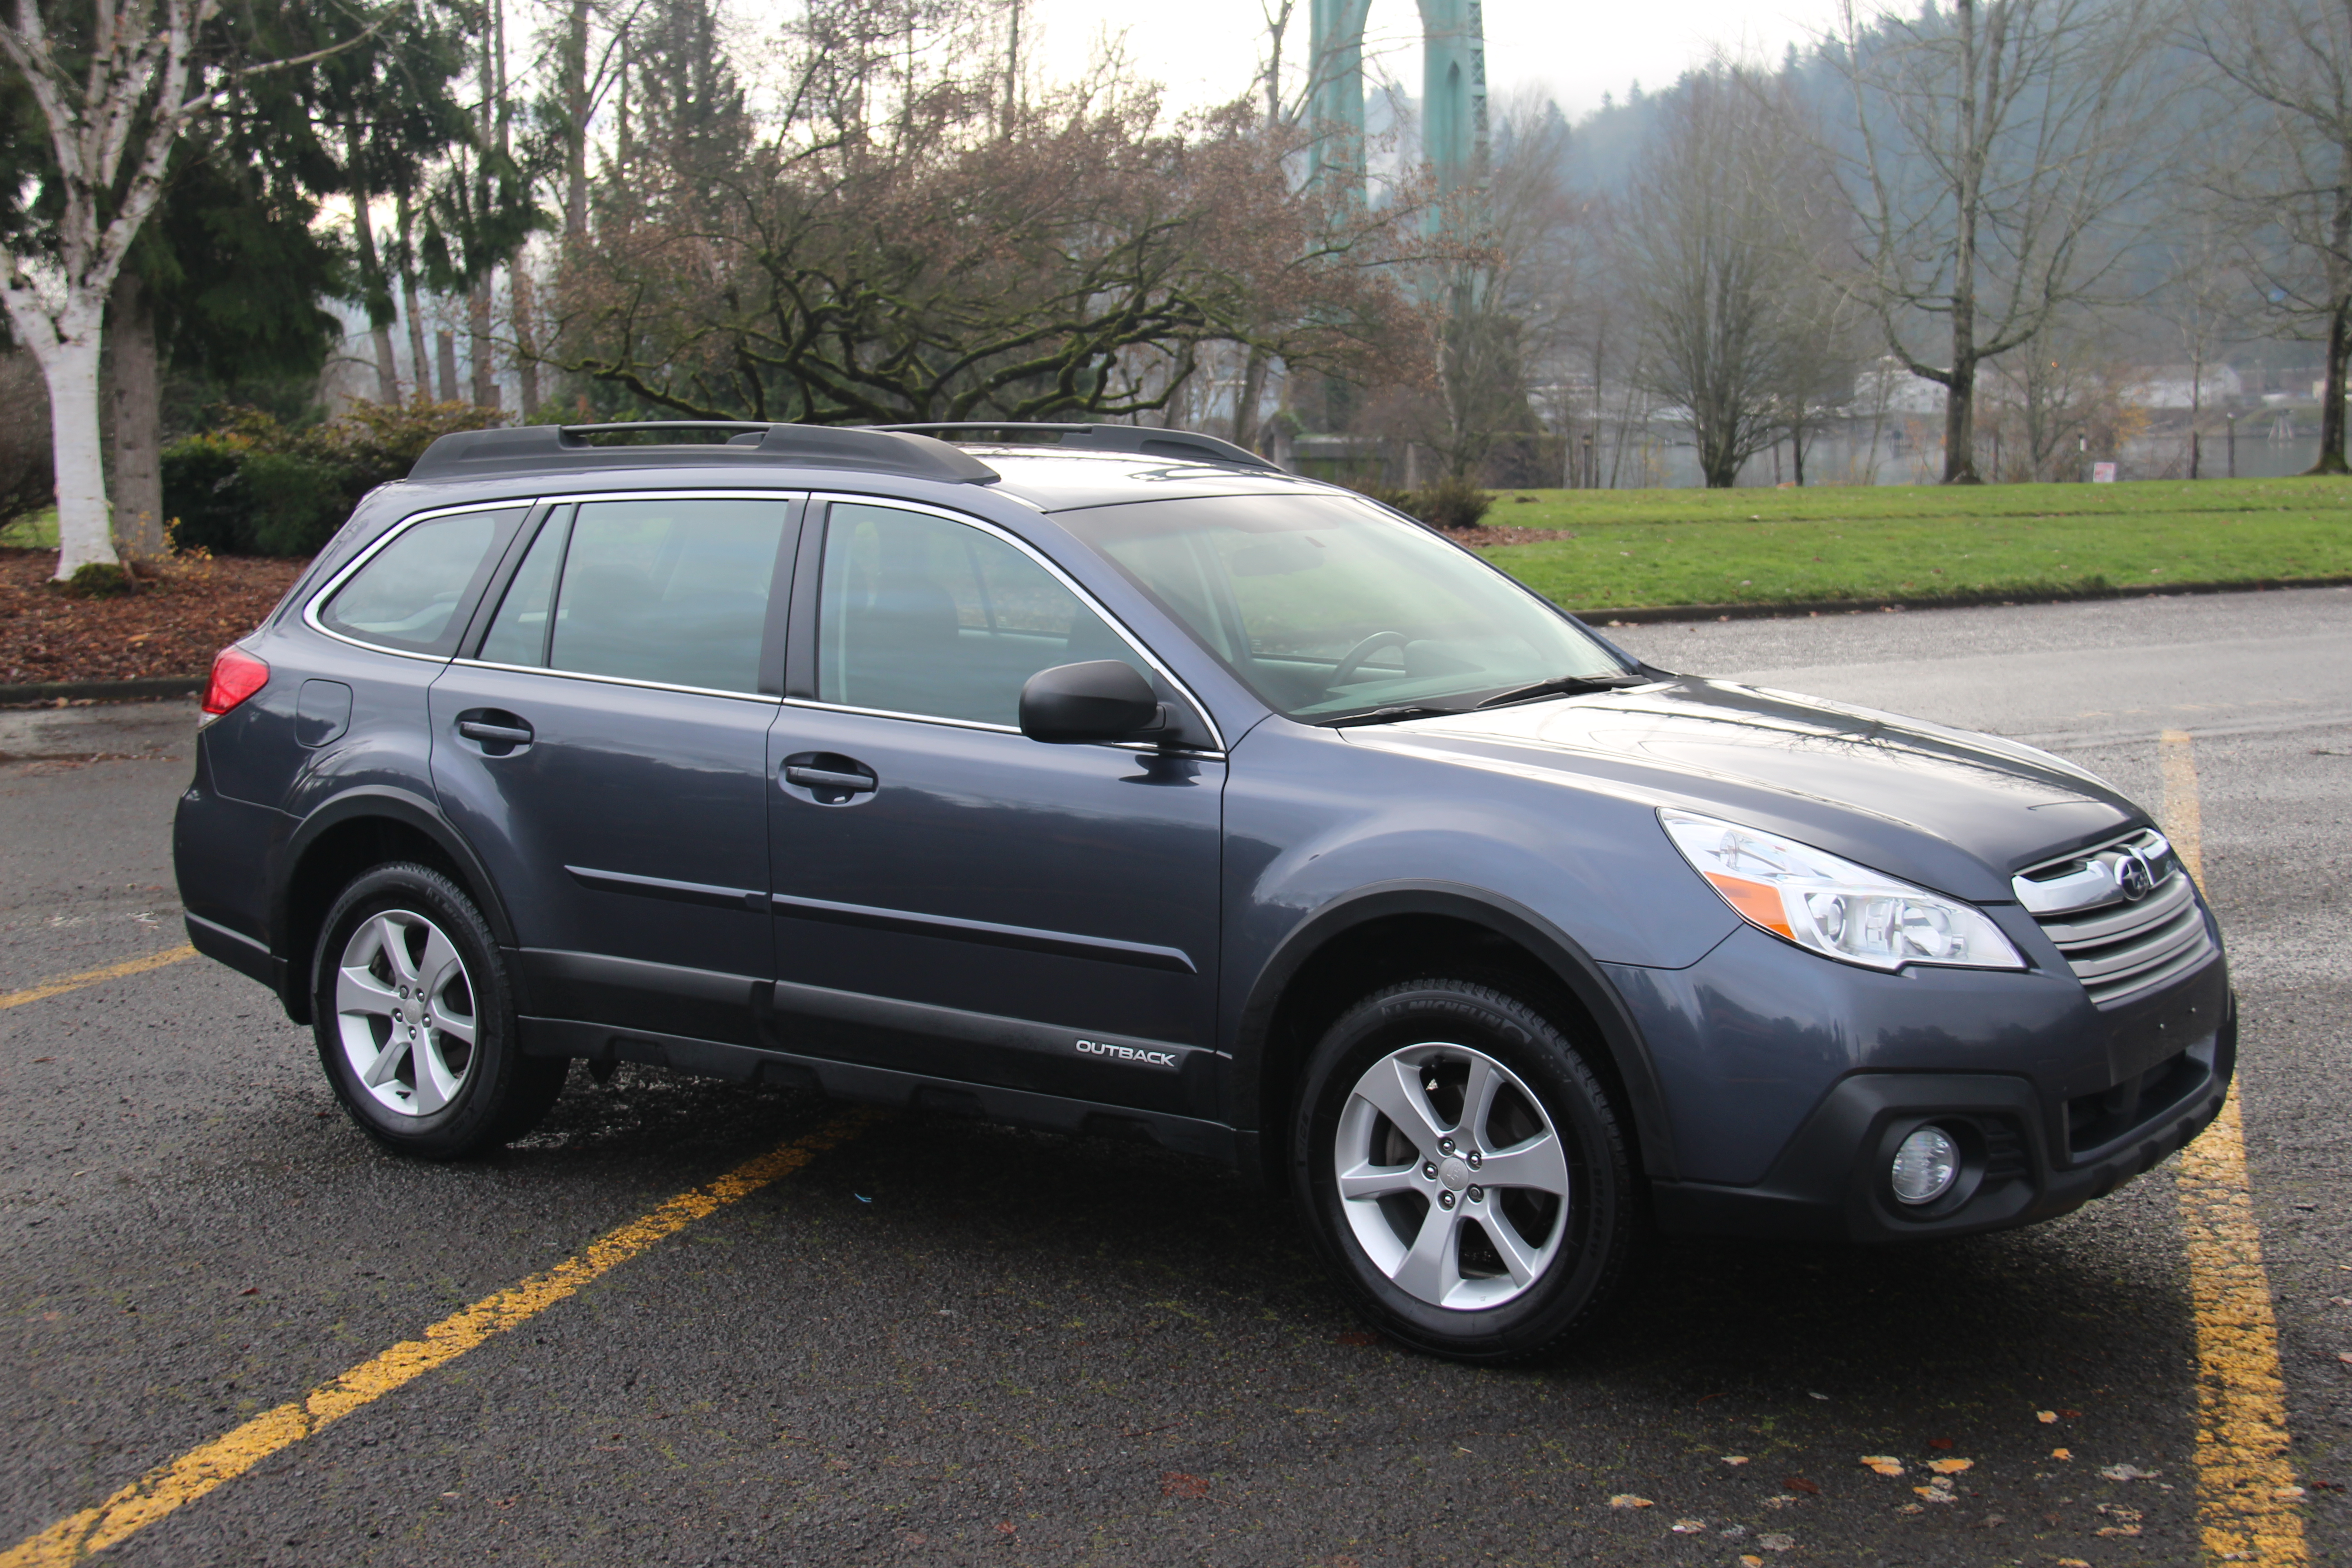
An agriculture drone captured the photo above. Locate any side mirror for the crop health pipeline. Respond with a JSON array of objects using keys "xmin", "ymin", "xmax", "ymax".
[{"xmin": 1019, "ymin": 660, "xmax": 1168, "ymax": 744}]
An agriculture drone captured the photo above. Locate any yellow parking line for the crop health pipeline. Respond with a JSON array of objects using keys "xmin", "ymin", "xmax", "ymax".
[
  {"xmin": 0, "ymin": 1108, "xmax": 879, "ymax": 1566},
  {"xmin": 2164, "ymin": 728, "xmax": 2307, "ymax": 1566},
  {"xmin": 0, "ymin": 946, "xmax": 195, "ymax": 1012}
]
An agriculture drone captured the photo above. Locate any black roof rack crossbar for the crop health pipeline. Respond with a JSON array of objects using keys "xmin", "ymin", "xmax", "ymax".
[
  {"xmin": 872, "ymin": 422, "xmax": 1280, "ymax": 472},
  {"xmin": 407, "ymin": 422, "xmax": 1000, "ymax": 484}
]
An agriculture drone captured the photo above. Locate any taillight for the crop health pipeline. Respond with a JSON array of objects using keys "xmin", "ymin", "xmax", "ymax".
[{"xmin": 201, "ymin": 645, "xmax": 270, "ymax": 716}]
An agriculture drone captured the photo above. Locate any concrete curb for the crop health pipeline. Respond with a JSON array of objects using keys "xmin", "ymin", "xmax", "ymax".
[
  {"xmin": 0, "ymin": 675, "xmax": 205, "ymax": 706},
  {"xmin": 1570, "ymin": 575, "xmax": 2352, "ymax": 627}
]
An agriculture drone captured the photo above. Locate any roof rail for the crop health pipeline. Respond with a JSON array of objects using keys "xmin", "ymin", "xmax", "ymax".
[
  {"xmin": 873, "ymin": 422, "xmax": 1281, "ymax": 472},
  {"xmin": 408, "ymin": 422, "xmax": 1000, "ymax": 484}
]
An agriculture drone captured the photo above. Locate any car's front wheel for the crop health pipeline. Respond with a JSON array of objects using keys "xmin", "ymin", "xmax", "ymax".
[
  {"xmin": 1292, "ymin": 978, "xmax": 1644, "ymax": 1360},
  {"xmin": 312, "ymin": 862, "xmax": 565, "ymax": 1158}
]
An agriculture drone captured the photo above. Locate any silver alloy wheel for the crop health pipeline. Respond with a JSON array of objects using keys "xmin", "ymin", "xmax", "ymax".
[
  {"xmin": 1333, "ymin": 1042, "xmax": 1571, "ymax": 1310},
  {"xmin": 333, "ymin": 909, "xmax": 479, "ymax": 1117}
]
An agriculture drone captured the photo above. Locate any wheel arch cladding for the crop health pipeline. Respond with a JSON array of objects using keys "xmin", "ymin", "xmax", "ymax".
[
  {"xmin": 1238, "ymin": 885, "xmax": 1677, "ymax": 1191},
  {"xmin": 277, "ymin": 789, "xmax": 519, "ymax": 1025}
]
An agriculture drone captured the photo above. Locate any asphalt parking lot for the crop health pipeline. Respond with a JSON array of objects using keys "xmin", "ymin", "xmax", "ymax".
[{"xmin": 3, "ymin": 585, "xmax": 2347, "ymax": 1567}]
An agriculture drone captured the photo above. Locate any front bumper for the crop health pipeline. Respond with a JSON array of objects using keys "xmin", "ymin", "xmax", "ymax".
[{"xmin": 1649, "ymin": 984, "xmax": 2234, "ymax": 1243}]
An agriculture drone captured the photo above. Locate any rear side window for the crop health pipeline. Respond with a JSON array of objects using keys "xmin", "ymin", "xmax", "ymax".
[
  {"xmin": 476, "ymin": 506, "xmax": 568, "ymax": 667},
  {"xmin": 319, "ymin": 508, "xmax": 525, "ymax": 656},
  {"xmin": 485, "ymin": 498, "xmax": 792, "ymax": 694}
]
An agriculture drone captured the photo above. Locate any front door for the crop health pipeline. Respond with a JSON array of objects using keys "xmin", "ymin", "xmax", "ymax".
[
  {"xmin": 430, "ymin": 493, "xmax": 799, "ymax": 1056},
  {"xmin": 765, "ymin": 499, "xmax": 1224, "ymax": 1120}
]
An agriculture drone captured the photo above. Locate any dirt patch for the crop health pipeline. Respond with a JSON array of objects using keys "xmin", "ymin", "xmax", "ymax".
[
  {"xmin": 1, "ymin": 548, "xmax": 307, "ymax": 686},
  {"xmin": 1442, "ymin": 524, "xmax": 1580, "ymax": 548}
]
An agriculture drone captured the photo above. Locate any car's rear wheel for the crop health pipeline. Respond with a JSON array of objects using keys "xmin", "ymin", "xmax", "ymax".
[
  {"xmin": 1292, "ymin": 978, "xmax": 1643, "ymax": 1361},
  {"xmin": 312, "ymin": 862, "xmax": 564, "ymax": 1158}
]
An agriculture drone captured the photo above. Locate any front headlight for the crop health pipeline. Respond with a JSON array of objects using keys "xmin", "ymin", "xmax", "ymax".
[{"xmin": 1660, "ymin": 808, "xmax": 2025, "ymax": 972}]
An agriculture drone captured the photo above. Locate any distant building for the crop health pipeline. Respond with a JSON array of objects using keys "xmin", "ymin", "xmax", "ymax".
[
  {"xmin": 2130, "ymin": 365, "xmax": 2243, "ymax": 409},
  {"xmin": 1851, "ymin": 358, "xmax": 1946, "ymax": 416}
]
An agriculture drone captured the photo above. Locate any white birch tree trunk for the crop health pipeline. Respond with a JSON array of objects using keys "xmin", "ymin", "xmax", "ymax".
[{"xmin": 32, "ymin": 323, "xmax": 111, "ymax": 575}]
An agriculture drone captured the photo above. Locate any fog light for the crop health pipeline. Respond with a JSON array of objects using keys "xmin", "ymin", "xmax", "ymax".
[{"xmin": 1890, "ymin": 1126, "xmax": 1960, "ymax": 1205}]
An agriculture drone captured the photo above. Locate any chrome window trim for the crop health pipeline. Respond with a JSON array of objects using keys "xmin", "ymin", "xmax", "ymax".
[
  {"xmin": 449, "ymin": 656, "xmax": 784, "ymax": 705},
  {"xmin": 782, "ymin": 695, "xmax": 1018, "ymax": 735},
  {"xmin": 775, "ymin": 694, "xmax": 1224, "ymax": 758},
  {"xmin": 804, "ymin": 490, "xmax": 1229, "ymax": 753},
  {"xmin": 304, "ymin": 489, "xmax": 804, "ymax": 665}
]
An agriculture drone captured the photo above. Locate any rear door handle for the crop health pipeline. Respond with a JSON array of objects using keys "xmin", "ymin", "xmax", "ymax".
[
  {"xmin": 784, "ymin": 765, "xmax": 875, "ymax": 793},
  {"xmin": 457, "ymin": 714, "xmax": 534, "ymax": 755}
]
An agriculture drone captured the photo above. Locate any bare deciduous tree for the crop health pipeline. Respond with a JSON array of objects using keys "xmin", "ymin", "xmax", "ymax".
[
  {"xmin": 1378, "ymin": 92, "xmax": 1577, "ymax": 482},
  {"xmin": 2149, "ymin": 208, "xmax": 2254, "ymax": 478},
  {"xmin": 1622, "ymin": 66, "xmax": 1822, "ymax": 488},
  {"xmin": 2188, "ymin": 0, "xmax": 2352, "ymax": 471},
  {"xmin": 547, "ymin": 6, "xmax": 1431, "ymax": 426},
  {"xmin": 1826, "ymin": 0, "xmax": 2161, "ymax": 484}
]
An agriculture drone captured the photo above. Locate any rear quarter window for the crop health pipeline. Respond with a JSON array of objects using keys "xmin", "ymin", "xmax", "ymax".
[{"xmin": 317, "ymin": 507, "xmax": 527, "ymax": 656}]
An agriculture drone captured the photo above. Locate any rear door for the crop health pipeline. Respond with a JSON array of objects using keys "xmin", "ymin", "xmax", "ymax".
[
  {"xmin": 429, "ymin": 492, "xmax": 800, "ymax": 1059},
  {"xmin": 764, "ymin": 497, "xmax": 1226, "ymax": 1122}
]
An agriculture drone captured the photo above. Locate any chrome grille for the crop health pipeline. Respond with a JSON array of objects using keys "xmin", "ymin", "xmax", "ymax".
[{"xmin": 2015, "ymin": 828, "xmax": 2217, "ymax": 1007}]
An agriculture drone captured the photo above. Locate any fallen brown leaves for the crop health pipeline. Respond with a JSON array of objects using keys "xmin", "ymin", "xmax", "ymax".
[
  {"xmin": 1, "ymin": 548, "xmax": 304, "ymax": 687},
  {"xmin": 1437, "ymin": 524, "xmax": 1581, "ymax": 548}
]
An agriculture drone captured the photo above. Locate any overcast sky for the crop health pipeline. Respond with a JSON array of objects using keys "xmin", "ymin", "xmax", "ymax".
[{"xmin": 1026, "ymin": 0, "xmax": 1855, "ymax": 122}]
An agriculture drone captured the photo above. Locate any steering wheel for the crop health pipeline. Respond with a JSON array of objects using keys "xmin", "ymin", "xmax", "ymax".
[{"xmin": 1323, "ymin": 630, "xmax": 1412, "ymax": 696}]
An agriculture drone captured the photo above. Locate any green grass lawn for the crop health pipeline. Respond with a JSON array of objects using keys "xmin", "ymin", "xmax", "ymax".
[
  {"xmin": 1472, "ymin": 477, "xmax": 2352, "ymax": 612},
  {"xmin": 0, "ymin": 508, "xmax": 57, "ymax": 549},
  {"xmin": 5, "ymin": 480, "xmax": 2347, "ymax": 617}
]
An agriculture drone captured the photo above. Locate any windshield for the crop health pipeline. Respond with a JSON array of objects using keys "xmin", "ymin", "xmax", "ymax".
[{"xmin": 1055, "ymin": 491, "xmax": 1632, "ymax": 721}]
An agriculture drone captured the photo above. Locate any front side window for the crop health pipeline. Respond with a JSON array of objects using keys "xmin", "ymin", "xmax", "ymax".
[
  {"xmin": 1057, "ymin": 492, "xmax": 1629, "ymax": 720},
  {"xmin": 485, "ymin": 497, "xmax": 791, "ymax": 694},
  {"xmin": 319, "ymin": 508, "xmax": 524, "ymax": 656},
  {"xmin": 816, "ymin": 503, "xmax": 1145, "ymax": 726}
]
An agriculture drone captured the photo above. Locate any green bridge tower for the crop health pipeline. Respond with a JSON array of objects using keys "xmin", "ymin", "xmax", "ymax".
[{"xmin": 1307, "ymin": 0, "xmax": 1490, "ymax": 201}]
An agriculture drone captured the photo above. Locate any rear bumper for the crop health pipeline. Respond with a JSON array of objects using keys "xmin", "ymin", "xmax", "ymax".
[
  {"xmin": 172, "ymin": 739, "xmax": 285, "ymax": 997},
  {"xmin": 1651, "ymin": 994, "xmax": 2234, "ymax": 1244}
]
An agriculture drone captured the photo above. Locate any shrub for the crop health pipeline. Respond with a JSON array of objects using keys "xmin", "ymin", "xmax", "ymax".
[
  {"xmin": 1411, "ymin": 475, "xmax": 1494, "ymax": 532},
  {"xmin": 59, "ymin": 561, "xmax": 134, "ymax": 598},
  {"xmin": 1343, "ymin": 480, "xmax": 1417, "ymax": 515},
  {"xmin": 243, "ymin": 451, "xmax": 349, "ymax": 556},
  {"xmin": 161, "ymin": 434, "xmax": 253, "ymax": 554},
  {"xmin": 162, "ymin": 400, "xmax": 510, "ymax": 557},
  {"xmin": 1343, "ymin": 475, "xmax": 1494, "ymax": 533}
]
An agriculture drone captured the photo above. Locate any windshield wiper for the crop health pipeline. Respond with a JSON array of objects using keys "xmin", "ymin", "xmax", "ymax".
[
  {"xmin": 1321, "ymin": 704, "xmax": 1468, "ymax": 729},
  {"xmin": 1473, "ymin": 673, "xmax": 1651, "ymax": 710}
]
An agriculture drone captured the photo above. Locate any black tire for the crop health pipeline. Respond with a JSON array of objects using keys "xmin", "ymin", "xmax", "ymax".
[
  {"xmin": 311, "ymin": 862, "xmax": 566, "ymax": 1158},
  {"xmin": 1291, "ymin": 978, "xmax": 1644, "ymax": 1361}
]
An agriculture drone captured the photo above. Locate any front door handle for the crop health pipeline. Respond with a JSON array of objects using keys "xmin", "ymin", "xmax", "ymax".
[
  {"xmin": 784, "ymin": 764, "xmax": 875, "ymax": 793},
  {"xmin": 781, "ymin": 752, "xmax": 877, "ymax": 804}
]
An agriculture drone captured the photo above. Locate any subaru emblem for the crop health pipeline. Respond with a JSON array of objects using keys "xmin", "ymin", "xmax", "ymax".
[{"xmin": 2115, "ymin": 849, "xmax": 2154, "ymax": 901}]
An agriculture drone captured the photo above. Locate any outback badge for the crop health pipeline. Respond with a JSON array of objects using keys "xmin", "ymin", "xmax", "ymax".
[{"xmin": 1075, "ymin": 1038, "xmax": 1179, "ymax": 1069}]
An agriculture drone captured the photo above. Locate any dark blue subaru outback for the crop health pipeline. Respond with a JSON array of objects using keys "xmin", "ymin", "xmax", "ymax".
[{"xmin": 174, "ymin": 422, "xmax": 2230, "ymax": 1359}]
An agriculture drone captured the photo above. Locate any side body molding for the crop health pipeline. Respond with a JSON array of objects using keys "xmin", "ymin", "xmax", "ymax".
[
  {"xmin": 273, "ymin": 784, "xmax": 522, "ymax": 1023},
  {"xmin": 1227, "ymin": 882, "xmax": 1681, "ymax": 1184}
]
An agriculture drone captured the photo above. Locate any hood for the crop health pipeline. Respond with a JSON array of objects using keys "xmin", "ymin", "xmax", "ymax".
[{"xmin": 1341, "ymin": 677, "xmax": 2142, "ymax": 904}]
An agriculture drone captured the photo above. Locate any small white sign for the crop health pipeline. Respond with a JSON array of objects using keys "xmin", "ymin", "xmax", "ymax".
[{"xmin": 2092, "ymin": 462, "xmax": 2117, "ymax": 483}]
